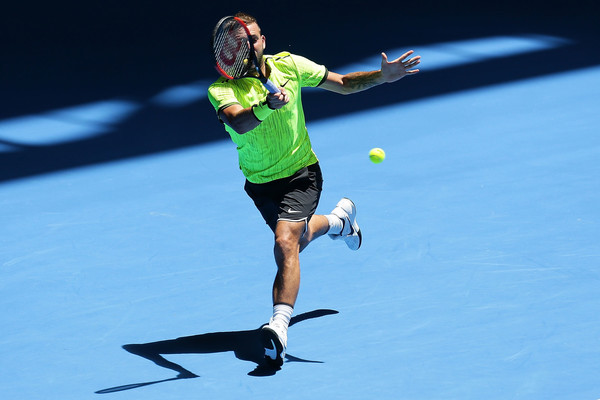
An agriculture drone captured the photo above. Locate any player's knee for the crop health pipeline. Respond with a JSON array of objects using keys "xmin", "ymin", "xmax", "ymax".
[
  {"xmin": 275, "ymin": 233, "xmax": 298, "ymax": 254},
  {"xmin": 274, "ymin": 228, "xmax": 302, "ymax": 255}
]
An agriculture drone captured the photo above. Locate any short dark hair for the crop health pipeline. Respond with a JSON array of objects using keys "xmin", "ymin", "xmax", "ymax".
[{"xmin": 234, "ymin": 12, "xmax": 258, "ymax": 27}]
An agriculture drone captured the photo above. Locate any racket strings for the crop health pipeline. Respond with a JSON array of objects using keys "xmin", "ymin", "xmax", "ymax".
[{"xmin": 214, "ymin": 21, "xmax": 251, "ymax": 78}]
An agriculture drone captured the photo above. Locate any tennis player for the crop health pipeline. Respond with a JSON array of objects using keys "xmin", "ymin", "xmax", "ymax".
[{"xmin": 208, "ymin": 12, "xmax": 420, "ymax": 367}]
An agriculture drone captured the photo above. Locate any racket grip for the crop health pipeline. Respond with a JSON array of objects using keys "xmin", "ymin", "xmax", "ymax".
[{"xmin": 263, "ymin": 79, "xmax": 281, "ymax": 94}]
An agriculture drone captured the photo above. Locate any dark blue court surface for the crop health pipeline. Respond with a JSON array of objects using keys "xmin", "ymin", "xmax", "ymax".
[{"xmin": 1, "ymin": 2, "xmax": 599, "ymax": 399}]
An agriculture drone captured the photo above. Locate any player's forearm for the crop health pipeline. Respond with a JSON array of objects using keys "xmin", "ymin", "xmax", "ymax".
[
  {"xmin": 321, "ymin": 70, "xmax": 386, "ymax": 95},
  {"xmin": 220, "ymin": 103, "xmax": 271, "ymax": 134},
  {"xmin": 219, "ymin": 108, "xmax": 257, "ymax": 134},
  {"xmin": 340, "ymin": 70, "xmax": 385, "ymax": 94},
  {"xmin": 220, "ymin": 90, "xmax": 288, "ymax": 134}
]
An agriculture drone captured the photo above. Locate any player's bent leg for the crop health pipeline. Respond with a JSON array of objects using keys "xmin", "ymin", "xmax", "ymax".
[{"xmin": 299, "ymin": 214, "xmax": 330, "ymax": 252}]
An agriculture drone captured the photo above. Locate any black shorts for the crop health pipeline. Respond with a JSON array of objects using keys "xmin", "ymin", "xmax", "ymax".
[{"xmin": 244, "ymin": 163, "xmax": 323, "ymax": 233}]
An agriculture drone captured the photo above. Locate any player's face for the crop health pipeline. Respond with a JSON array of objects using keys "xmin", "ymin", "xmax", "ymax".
[{"xmin": 247, "ymin": 23, "xmax": 266, "ymax": 66}]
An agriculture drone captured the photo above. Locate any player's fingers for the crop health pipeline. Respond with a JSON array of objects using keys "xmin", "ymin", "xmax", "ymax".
[
  {"xmin": 399, "ymin": 50, "xmax": 414, "ymax": 61},
  {"xmin": 278, "ymin": 89, "xmax": 290, "ymax": 103},
  {"xmin": 402, "ymin": 56, "xmax": 421, "ymax": 70},
  {"xmin": 271, "ymin": 91, "xmax": 289, "ymax": 104}
]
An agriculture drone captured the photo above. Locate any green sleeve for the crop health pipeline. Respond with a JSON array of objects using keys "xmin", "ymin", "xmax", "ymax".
[{"xmin": 289, "ymin": 54, "xmax": 328, "ymax": 88}]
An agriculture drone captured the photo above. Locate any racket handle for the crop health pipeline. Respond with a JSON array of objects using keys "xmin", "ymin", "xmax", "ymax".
[{"xmin": 263, "ymin": 79, "xmax": 281, "ymax": 94}]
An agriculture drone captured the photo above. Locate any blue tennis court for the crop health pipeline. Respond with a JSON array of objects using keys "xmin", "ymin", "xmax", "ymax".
[{"xmin": 1, "ymin": 3, "xmax": 599, "ymax": 399}]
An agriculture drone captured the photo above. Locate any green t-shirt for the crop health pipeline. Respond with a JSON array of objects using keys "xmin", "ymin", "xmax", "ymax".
[{"xmin": 207, "ymin": 52, "xmax": 328, "ymax": 183}]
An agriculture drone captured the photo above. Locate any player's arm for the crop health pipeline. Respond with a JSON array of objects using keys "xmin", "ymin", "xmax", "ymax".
[
  {"xmin": 319, "ymin": 50, "xmax": 420, "ymax": 95},
  {"xmin": 219, "ymin": 88, "xmax": 290, "ymax": 134}
]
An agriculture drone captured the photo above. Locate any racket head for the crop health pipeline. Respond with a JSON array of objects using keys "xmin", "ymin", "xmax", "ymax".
[{"xmin": 212, "ymin": 16, "xmax": 254, "ymax": 80}]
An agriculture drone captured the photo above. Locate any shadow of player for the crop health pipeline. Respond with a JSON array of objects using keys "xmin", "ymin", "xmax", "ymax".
[{"xmin": 95, "ymin": 309, "xmax": 338, "ymax": 394}]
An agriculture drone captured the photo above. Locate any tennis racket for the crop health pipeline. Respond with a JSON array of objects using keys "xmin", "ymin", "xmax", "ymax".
[{"xmin": 212, "ymin": 16, "xmax": 280, "ymax": 94}]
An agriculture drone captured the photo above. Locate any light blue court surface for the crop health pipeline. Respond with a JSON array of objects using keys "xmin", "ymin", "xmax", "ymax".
[{"xmin": 2, "ymin": 45, "xmax": 600, "ymax": 399}]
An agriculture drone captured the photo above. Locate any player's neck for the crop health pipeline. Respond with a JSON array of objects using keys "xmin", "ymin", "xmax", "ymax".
[{"xmin": 261, "ymin": 62, "xmax": 270, "ymax": 78}]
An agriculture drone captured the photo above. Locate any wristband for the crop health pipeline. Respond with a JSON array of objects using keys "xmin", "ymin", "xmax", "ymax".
[{"xmin": 252, "ymin": 100, "xmax": 275, "ymax": 121}]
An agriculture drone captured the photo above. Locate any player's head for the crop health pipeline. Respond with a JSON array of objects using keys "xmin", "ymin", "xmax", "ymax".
[{"xmin": 234, "ymin": 12, "xmax": 266, "ymax": 67}]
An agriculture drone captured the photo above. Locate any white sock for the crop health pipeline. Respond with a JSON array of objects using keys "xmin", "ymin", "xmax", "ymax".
[
  {"xmin": 271, "ymin": 303, "xmax": 293, "ymax": 330},
  {"xmin": 325, "ymin": 214, "xmax": 344, "ymax": 235}
]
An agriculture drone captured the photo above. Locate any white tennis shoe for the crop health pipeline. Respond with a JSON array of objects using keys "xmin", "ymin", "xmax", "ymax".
[
  {"xmin": 329, "ymin": 197, "xmax": 362, "ymax": 250},
  {"xmin": 260, "ymin": 320, "xmax": 287, "ymax": 368}
]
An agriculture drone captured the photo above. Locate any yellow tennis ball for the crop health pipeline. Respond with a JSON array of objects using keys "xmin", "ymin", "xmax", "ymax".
[{"xmin": 369, "ymin": 148, "xmax": 385, "ymax": 164}]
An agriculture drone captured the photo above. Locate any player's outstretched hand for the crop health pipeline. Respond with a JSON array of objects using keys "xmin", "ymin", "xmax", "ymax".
[
  {"xmin": 266, "ymin": 87, "xmax": 290, "ymax": 109},
  {"xmin": 381, "ymin": 50, "xmax": 421, "ymax": 83}
]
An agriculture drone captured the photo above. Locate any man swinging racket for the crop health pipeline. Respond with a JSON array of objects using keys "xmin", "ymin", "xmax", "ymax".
[{"xmin": 208, "ymin": 12, "xmax": 420, "ymax": 368}]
